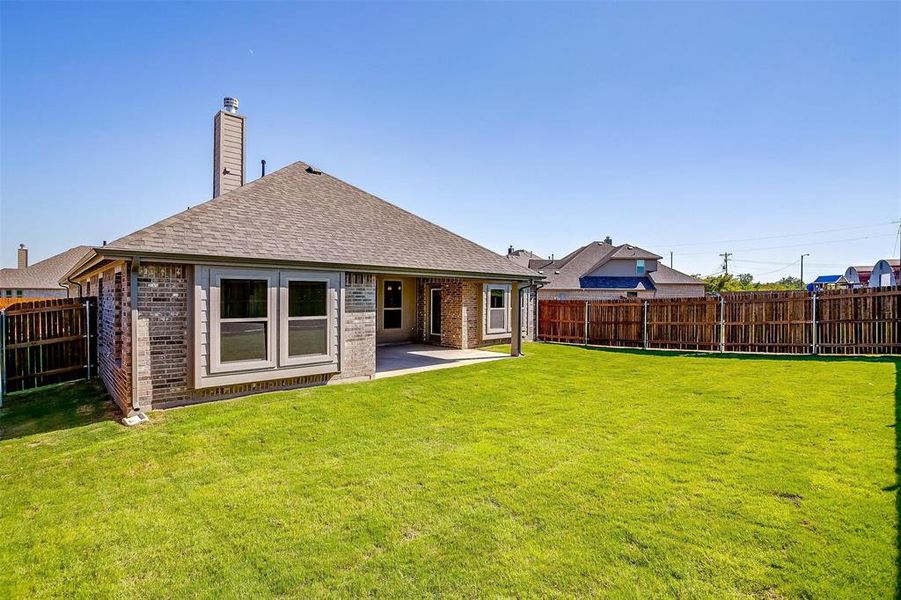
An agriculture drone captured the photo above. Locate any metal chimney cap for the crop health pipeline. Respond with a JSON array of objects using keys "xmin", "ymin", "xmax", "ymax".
[{"xmin": 223, "ymin": 97, "xmax": 240, "ymax": 113}]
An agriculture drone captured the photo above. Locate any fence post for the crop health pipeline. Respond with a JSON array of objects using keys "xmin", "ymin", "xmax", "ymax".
[
  {"xmin": 642, "ymin": 301, "xmax": 648, "ymax": 350},
  {"xmin": 583, "ymin": 300, "xmax": 589, "ymax": 346},
  {"xmin": 811, "ymin": 292, "xmax": 818, "ymax": 355},
  {"xmin": 719, "ymin": 295, "xmax": 725, "ymax": 353}
]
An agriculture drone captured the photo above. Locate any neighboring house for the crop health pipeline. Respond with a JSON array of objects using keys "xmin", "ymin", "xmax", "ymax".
[
  {"xmin": 527, "ymin": 239, "xmax": 705, "ymax": 300},
  {"xmin": 869, "ymin": 259, "xmax": 899, "ymax": 288},
  {"xmin": 506, "ymin": 247, "xmax": 543, "ymax": 268},
  {"xmin": 0, "ymin": 244, "xmax": 91, "ymax": 298},
  {"xmin": 63, "ymin": 99, "xmax": 539, "ymax": 415},
  {"xmin": 806, "ymin": 274, "xmax": 848, "ymax": 292}
]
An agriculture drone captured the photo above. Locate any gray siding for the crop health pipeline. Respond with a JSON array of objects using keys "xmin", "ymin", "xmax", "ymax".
[{"xmin": 588, "ymin": 258, "xmax": 658, "ymax": 277}]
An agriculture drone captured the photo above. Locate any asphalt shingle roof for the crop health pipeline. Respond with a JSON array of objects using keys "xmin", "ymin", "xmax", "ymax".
[
  {"xmin": 102, "ymin": 161, "xmax": 535, "ymax": 278},
  {"xmin": 647, "ymin": 264, "xmax": 705, "ymax": 286},
  {"xmin": 532, "ymin": 241, "xmax": 702, "ymax": 290},
  {"xmin": 0, "ymin": 246, "xmax": 91, "ymax": 291}
]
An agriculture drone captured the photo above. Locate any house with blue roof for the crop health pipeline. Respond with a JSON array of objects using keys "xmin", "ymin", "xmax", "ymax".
[
  {"xmin": 806, "ymin": 274, "xmax": 848, "ymax": 292},
  {"xmin": 509, "ymin": 238, "xmax": 705, "ymax": 300}
]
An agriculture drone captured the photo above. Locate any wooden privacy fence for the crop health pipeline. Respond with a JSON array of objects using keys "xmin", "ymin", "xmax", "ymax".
[
  {"xmin": 538, "ymin": 286, "xmax": 900, "ymax": 355},
  {"xmin": 1, "ymin": 297, "xmax": 97, "ymax": 396}
]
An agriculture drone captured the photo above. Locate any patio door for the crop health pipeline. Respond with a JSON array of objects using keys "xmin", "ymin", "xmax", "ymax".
[{"xmin": 430, "ymin": 288, "xmax": 442, "ymax": 338}]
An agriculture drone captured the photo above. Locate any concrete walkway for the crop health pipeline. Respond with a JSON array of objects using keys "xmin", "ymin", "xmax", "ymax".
[{"xmin": 374, "ymin": 344, "xmax": 508, "ymax": 379}]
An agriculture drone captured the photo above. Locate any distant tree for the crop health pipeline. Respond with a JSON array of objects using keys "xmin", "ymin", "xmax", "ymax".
[
  {"xmin": 774, "ymin": 276, "xmax": 804, "ymax": 290},
  {"xmin": 700, "ymin": 273, "xmax": 804, "ymax": 293}
]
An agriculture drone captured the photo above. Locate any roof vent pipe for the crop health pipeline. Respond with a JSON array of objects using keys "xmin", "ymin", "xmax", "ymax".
[
  {"xmin": 261, "ymin": 159, "xmax": 266, "ymax": 177},
  {"xmin": 223, "ymin": 97, "xmax": 239, "ymax": 113}
]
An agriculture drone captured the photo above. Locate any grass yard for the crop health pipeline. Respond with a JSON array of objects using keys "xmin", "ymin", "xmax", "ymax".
[{"xmin": 0, "ymin": 343, "xmax": 897, "ymax": 598}]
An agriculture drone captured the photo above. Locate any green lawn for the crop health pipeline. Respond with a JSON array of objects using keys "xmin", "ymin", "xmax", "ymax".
[{"xmin": 0, "ymin": 343, "xmax": 897, "ymax": 598}]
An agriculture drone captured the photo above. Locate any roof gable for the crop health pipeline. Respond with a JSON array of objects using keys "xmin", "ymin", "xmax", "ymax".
[{"xmin": 102, "ymin": 162, "xmax": 534, "ymax": 278}]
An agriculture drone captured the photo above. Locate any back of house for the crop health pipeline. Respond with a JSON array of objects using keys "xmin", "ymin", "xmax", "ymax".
[{"xmin": 63, "ymin": 99, "xmax": 539, "ymax": 416}]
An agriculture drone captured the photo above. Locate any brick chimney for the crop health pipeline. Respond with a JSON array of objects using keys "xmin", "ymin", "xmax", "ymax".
[
  {"xmin": 17, "ymin": 243, "xmax": 28, "ymax": 269},
  {"xmin": 213, "ymin": 97, "xmax": 246, "ymax": 198}
]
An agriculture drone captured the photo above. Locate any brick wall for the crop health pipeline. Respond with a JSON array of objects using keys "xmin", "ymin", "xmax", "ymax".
[
  {"xmin": 416, "ymin": 277, "xmax": 464, "ymax": 347},
  {"xmin": 91, "ymin": 264, "xmax": 132, "ymax": 413},
  {"xmin": 522, "ymin": 287, "xmax": 536, "ymax": 341},
  {"xmin": 416, "ymin": 278, "xmax": 524, "ymax": 349},
  {"xmin": 134, "ymin": 263, "xmax": 190, "ymax": 408},
  {"xmin": 335, "ymin": 272, "xmax": 376, "ymax": 379},
  {"xmin": 653, "ymin": 284, "xmax": 706, "ymax": 298}
]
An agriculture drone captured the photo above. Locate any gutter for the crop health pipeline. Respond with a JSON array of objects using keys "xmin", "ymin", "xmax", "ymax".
[
  {"xmin": 71, "ymin": 248, "xmax": 539, "ymax": 283},
  {"xmin": 64, "ymin": 272, "xmax": 83, "ymax": 299}
]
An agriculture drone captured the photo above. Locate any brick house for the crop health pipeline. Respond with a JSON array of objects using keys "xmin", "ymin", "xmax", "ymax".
[
  {"xmin": 513, "ymin": 239, "xmax": 704, "ymax": 300},
  {"xmin": 63, "ymin": 99, "xmax": 539, "ymax": 415}
]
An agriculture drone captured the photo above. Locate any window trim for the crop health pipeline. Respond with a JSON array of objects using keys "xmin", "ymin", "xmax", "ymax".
[
  {"xmin": 278, "ymin": 271, "xmax": 334, "ymax": 367},
  {"xmin": 484, "ymin": 283, "xmax": 512, "ymax": 337},
  {"xmin": 209, "ymin": 269, "xmax": 277, "ymax": 374},
  {"xmin": 382, "ymin": 279, "xmax": 403, "ymax": 330},
  {"xmin": 429, "ymin": 287, "xmax": 442, "ymax": 337}
]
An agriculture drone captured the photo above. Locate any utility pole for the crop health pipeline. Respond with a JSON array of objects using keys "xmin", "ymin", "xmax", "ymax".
[
  {"xmin": 800, "ymin": 253, "xmax": 810, "ymax": 285},
  {"xmin": 894, "ymin": 219, "xmax": 901, "ymax": 262},
  {"xmin": 719, "ymin": 252, "xmax": 733, "ymax": 275}
]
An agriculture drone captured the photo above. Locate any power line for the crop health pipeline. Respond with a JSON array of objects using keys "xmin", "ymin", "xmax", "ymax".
[
  {"xmin": 755, "ymin": 260, "xmax": 800, "ymax": 277},
  {"xmin": 677, "ymin": 233, "xmax": 896, "ymax": 256},
  {"xmin": 648, "ymin": 221, "xmax": 896, "ymax": 249},
  {"xmin": 731, "ymin": 258, "xmax": 846, "ymax": 267}
]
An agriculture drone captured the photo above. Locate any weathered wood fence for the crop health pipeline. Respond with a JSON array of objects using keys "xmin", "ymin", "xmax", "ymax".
[
  {"xmin": 538, "ymin": 286, "xmax": 900, "ymax": 355},
  {"xmin": 1, "ymin": 297, "xmax": 97, "ymax": 396}
]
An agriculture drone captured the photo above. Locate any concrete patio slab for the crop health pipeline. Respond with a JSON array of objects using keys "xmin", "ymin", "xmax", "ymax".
[{"xmin": 374, "ymin": 344, "xmax": 509, "ymax": 379}]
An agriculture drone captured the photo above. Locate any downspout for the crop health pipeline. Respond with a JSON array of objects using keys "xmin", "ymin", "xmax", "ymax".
[
  {"xmin": 130, "ymin": 257, "xmax": 141, "ymax": 415},
  {"xmin": 65, "ymin": 273, "xmax": 83, "ymax": 299}
]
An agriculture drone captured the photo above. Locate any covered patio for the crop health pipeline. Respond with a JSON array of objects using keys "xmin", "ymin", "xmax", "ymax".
[{"xmin": 374, "ymin": 344, "xmax": 509, "ymax": 379}]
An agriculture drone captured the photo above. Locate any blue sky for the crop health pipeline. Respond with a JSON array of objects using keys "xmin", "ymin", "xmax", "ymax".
[{"xmin": 1, "ymin": 2, "xmax": 899, "ymax": 280}]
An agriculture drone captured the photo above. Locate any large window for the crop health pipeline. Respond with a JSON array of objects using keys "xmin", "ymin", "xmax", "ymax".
[
  {"xmin": 484, "ymin": 283, "xmax": 511, "ymax": 336},
  {"xmin": 202, "ymin": 268, "xmax": 337, "ymax": 385},
  {"xmin": 383, "ymin": 280, "xmax": 402, "ymax": 329},
  {"xmin": 286, "ymin": 280, "xmax": 328, "ymax": 358},
  {"xmin": 220, "ymin": 279, "xmax": 269, "ymax": 363},
  {"xmin": 208, "ymin": 270, "xmax": 276, "ymax": 374}
]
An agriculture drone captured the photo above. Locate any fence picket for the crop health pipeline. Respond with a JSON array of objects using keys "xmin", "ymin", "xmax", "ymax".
[
  {"xmin": 1, "ymin": 297, "xmax": 98, "ymax": 394},
  {"xmin": 538, "ymin": 286, "xmax": 900, "ymax": 355}
]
